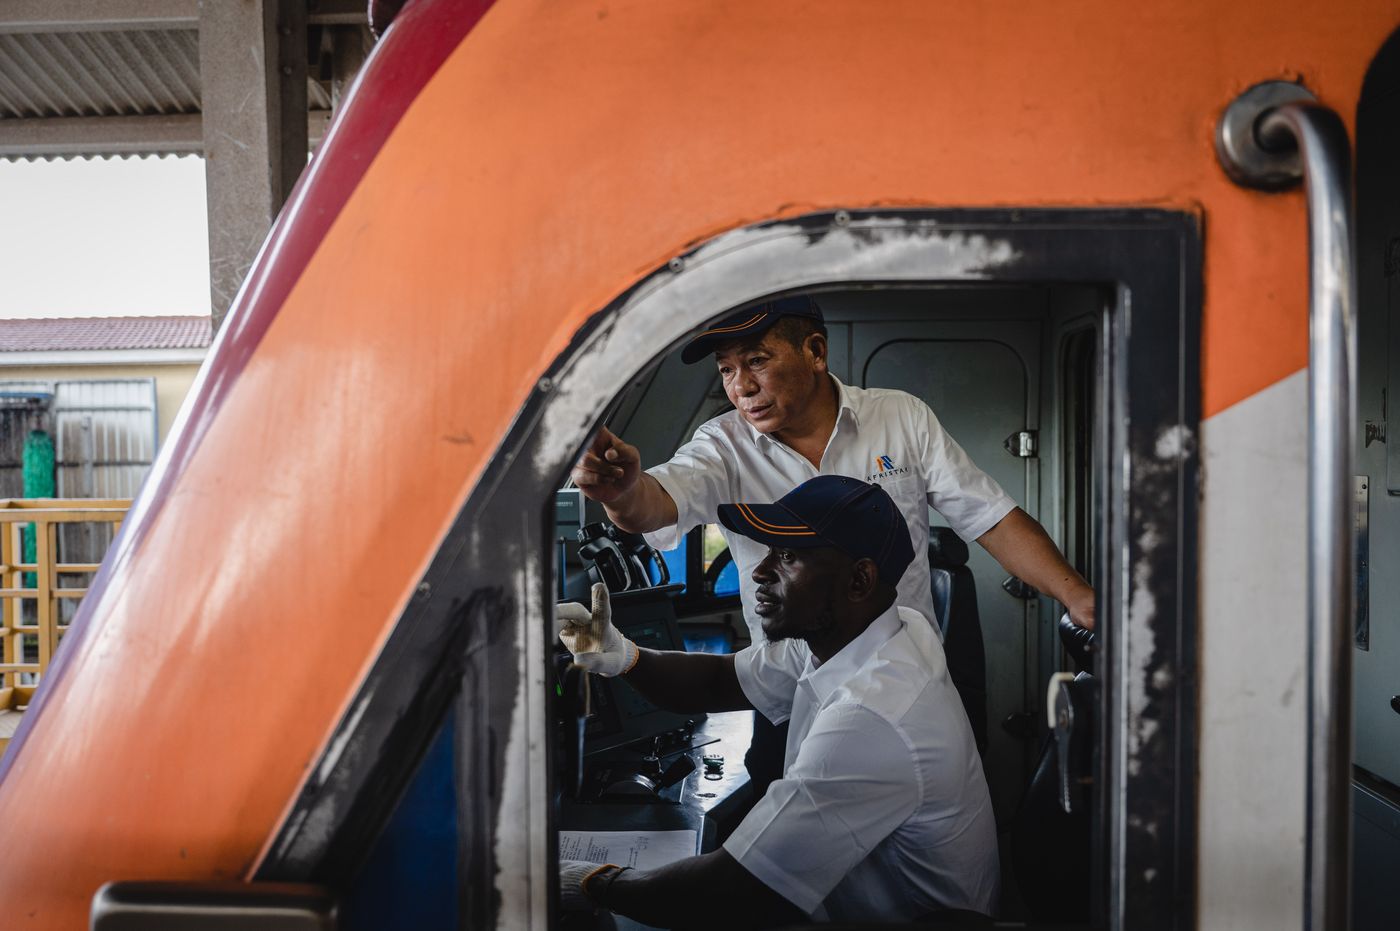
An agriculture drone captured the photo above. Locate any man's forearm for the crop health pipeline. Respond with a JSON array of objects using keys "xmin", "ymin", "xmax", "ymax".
[
  {"xmin": 604, "ymin": 473, "xmax": 679, "ymax": 533},
  {"xmin": 598, "ymin": 850, "xmax": 804, "ymax": 930},
  {"xmin": 977, "ymin": 508, "xmax": 1094, "ymax": 621},
  {"xmin": 622, "ymin": 648, "xmax": 751, "ymax": 714}
]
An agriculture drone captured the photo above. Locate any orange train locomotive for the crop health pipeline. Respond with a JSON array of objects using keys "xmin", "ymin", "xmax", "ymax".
[{"xmin": 1, "ymin": 1, "xmax": 1399, "ymax": 928}]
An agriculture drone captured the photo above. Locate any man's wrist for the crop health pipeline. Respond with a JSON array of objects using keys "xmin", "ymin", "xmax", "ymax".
[
  {"xmin": 601, "ymin": 478, "xmax": 646, "ymax": 529},
  {"xmin": 607, "ymin": 474, "xmax": 669, "ymax": 534},
  {"xmin": 1061, "ymin": 581, "xmax": 1096, "ymax": 627},
  {"xmin": 1046, "ymin": 573, "xmax": 1087, "ymax": 606}
]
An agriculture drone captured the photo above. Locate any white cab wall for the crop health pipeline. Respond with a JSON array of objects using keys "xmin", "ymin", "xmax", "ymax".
[{"xmin": 1198, "ymin": 370, "xmax": 1307, "ymax": 929}]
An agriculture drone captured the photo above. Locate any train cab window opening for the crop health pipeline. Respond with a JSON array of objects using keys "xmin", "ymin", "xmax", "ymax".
[
  {"xmin": 552, "ymin": 280, "xmax": 1115, "ymax": 927},
  {"xmin": 698, "ymin": 524, "xmax": 739, "ymax": 598},
  {"xmin": 649, "ymin": 523, "xmax": 741, "ymax": 604}
]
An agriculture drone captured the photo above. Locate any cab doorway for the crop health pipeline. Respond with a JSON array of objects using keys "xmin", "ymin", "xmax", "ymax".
[{"xmin": 595, "ymin": 284, "xmax": 1104, "ymax": 824}]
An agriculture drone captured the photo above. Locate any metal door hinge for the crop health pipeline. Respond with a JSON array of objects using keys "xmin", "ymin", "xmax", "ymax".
[
  {"xmin": 1004, "ymin": 429, "xmax": 1038, "ymax": 458},
  {"xmin": 1366, "ymin": 389, "xmax": 1387, "ymax": 448},
  {"xmin": 1002, "ymin": 576, "xmax": 1040, "ymax": 600}
]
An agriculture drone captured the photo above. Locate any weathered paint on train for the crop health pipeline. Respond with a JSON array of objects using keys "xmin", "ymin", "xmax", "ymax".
[{"xmin": 0, "ymin": 0, "xmax": 1395, "ymax": 927}]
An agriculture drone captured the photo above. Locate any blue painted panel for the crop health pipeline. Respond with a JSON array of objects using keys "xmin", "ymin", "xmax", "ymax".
[
  {"xmin": 714, "ymin": 559, "xmax": 739, "ymax": 597},
  {"xmin": 341, "ymin": 709, "xmax": 458, "ymax": 931}
]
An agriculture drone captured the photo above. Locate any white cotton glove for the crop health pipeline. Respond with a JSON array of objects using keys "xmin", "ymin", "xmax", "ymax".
[
  {"xmin": 559, "ymin": 860, "xmax": 629, "ymax": 910},
  {"xmin": 556, "ymin": 582, "xmax": 638, "ymax": 677},
  {"xmin": 558, "ymin": 860, "xmax": 606, "ymax": 911}
]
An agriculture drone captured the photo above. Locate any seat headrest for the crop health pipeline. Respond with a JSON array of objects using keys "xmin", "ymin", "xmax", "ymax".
[{"xmin": 927, "ymin": 526, "xmax": 970, "ymax": 568}]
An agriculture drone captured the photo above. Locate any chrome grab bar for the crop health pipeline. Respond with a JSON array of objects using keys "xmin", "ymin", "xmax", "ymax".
[{"xmin": 1218, "ymin": 81, "xmax": 1356, "ymax": 931}]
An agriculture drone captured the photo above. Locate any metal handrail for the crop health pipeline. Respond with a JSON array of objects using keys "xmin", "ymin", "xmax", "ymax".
[
  {"xmin": 1217, "ymin": 83, "xmax": 1357, "ymax": 931},
  {"xmin": 1258, "ymin": 101, "xmax": 1357, "ymax": 931}
]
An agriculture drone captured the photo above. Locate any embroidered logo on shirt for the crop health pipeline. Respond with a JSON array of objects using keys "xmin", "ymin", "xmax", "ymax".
[{"xmin": 867, "ymin": 454, "xmax": 911, "ymax": 481}]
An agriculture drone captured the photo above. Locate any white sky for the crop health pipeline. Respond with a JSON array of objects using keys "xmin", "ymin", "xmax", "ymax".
[{"xmin": 0, "ymin": 154, "xmax": 210, "ymax": 320}]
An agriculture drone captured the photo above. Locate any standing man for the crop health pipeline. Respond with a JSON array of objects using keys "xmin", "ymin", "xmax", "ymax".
[
  {"xmin": 571, "ymin": 295, "xmax": 1094, "ymax": 790},
  {"xmin": 557, "ymin": 477, "xmax": 999, "ymax": 926}
]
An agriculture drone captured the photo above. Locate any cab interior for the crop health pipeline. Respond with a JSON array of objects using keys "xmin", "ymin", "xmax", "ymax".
[
  {"xmin": 590, "ymin": 284, "xmax": 1102, "ymax": 826},
  {"xmin": 554, "ymin": 284, "xmax": 1107, "ymax": 926}
]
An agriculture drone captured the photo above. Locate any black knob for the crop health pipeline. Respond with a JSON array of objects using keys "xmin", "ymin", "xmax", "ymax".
[
  {"xmin": 1390, "ymin": 695, "xmax": 1400, "ymax": 716},
  {"xmin": 578, "ymin": 522, "xmax": 608, "ymax": 543}
]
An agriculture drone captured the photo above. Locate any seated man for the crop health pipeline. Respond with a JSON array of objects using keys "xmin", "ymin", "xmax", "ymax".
[{"xmin": 556, "ymin": 475, "xmax": 999, "ymax": 928}]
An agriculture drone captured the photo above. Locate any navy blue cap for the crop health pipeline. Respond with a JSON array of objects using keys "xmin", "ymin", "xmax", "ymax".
[
  {"xmin": 717, "ymin": 475, "xmax": 916, "ymax": 586},
  {"xmin": 680, "ymin": 295, "xmax": 825, "ymax": 364}
]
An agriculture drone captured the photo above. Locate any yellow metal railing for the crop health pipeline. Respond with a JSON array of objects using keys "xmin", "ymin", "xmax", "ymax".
[{"xmin": 0, "ymin": 499, "xmax": 130, "ymax": 755}]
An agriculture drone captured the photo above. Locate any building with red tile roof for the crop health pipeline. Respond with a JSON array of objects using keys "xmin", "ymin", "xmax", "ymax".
[
  {"xmin": 0, "ymin": 316, "xmax": 211, "ymax": 357},
  {"xmin": 0, "ymin": 317, "xmax": 211, "ymax": 462}
]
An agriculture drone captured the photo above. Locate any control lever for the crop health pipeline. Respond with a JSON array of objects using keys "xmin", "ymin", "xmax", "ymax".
[
  {"xmin": 577, "ymin": 522, "xmax": 633, "ymax": 592},
  {"xmin": 1047, "ymin": 672, "xmax": 1077, "ymax": 814},
  {"xmin": 1058, "ymin": 613, "xmax": 1097, "ymax": 673},
  {"xmin": 610, "ymin": 526, "xmax": 670, "ymax": 586},
  {"xmin": 654, "ymin": 755, "xmax": 697, "ymax": 791},
  {"xmin": 558, "ymin": 661, "xmax": 589, "ymax": 800},
  {"xmin": 595, "ymin": 755, "xmax": 696, "ymax": 801}
]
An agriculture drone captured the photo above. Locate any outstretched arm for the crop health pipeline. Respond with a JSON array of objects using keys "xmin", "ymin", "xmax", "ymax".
[
  {"xmin": 624, "ymin": 647, "xmax": 751, "ymax": 714},
  {"xmin": 562, "ymin": 849, "xmax": 804, "ymax": 930},
  {"xmin": 570, "ymin": 427, "xmax": 679, "ymax": 533},
  {"xmin": 977, "ymin": 507, "xmax": 1095, "ymax": 629},
  {"xmin": 557, "ymin": 584, "xmax": 750, "ymax": 712}
]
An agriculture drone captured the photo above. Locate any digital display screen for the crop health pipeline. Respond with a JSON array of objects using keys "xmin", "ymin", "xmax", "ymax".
[{"xmin": 555, "ymin": 488, "xmax": 585, "ymax": 542}]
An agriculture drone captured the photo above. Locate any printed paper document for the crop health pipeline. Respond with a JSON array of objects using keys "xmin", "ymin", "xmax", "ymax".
[{"xmin": 558, "ymin": 830, "xmax": 698, "ymax": 870}]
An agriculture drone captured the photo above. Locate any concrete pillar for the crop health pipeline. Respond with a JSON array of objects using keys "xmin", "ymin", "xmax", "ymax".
[
  {"xmin": 330, "ymin": 25, "xmax": 370, "ymax": 109},
  {"xmin": 199, "ymin": 0, "xmax": 308, "ymax": 331}
]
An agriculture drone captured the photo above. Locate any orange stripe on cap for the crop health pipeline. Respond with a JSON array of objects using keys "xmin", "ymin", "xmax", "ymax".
[
  {"xmin": 737, "ymin": 503, "xmax": 817, "ymax": 535},
  {"xmin": 694, "ymin": 313, "xmax": 768, "ymax": 338}
]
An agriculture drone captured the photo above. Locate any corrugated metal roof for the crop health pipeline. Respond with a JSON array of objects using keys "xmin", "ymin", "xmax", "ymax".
[
  {"xmin": 0, "ymin": 316, "xmax": 212, "ymax": 352},
  {"xmin": 0, "ymin": 30, "xmax": 201, "ymax": 119},
  {"xmin": 0, "ymin": 15, "xmax": 347, "ymax": 159}
]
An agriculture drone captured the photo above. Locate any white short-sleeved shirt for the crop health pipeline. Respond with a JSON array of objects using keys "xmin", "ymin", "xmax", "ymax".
[
  {"xmin": 644, "ymin": 376, "xmax": 1017, "ymax": 643},
  {"xmin": 724, "ymin": 606, "xmax": 1000, "ymax": 920}
]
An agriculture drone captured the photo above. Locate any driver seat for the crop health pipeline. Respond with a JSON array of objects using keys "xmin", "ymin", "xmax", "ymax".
[{"xmin": 928, "ymin": 527, "xmax": 988, "ymax": 753}]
